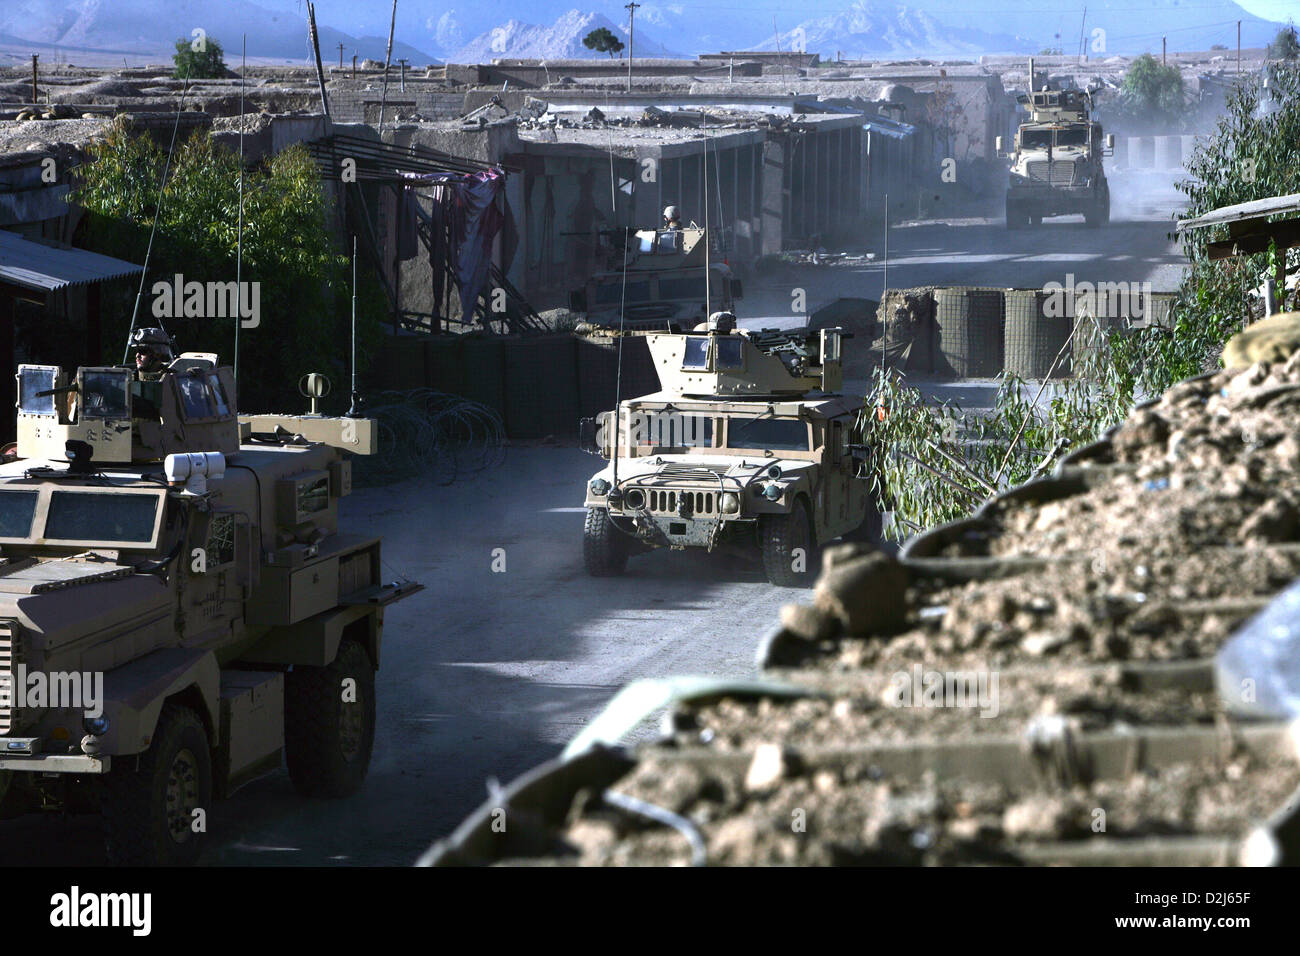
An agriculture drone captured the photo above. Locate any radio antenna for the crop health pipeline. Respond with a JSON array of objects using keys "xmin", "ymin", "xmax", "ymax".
[
  {"xmin": 347, "ymin": 235, "xmax": 360, "ymax": 416},
  {"xmin": 235, "ymin": 34, "xmax": 247, "ymax": 389},
  {"xmin": 122, "ymin": 66, "xmax": 190, "ymax": 363}
]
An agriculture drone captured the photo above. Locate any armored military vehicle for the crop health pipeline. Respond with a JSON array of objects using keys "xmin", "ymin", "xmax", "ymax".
[
  {"xmin": 569, "ymin": 210, "xmax": 743, "ymax": 331},
  {"xmin": 999, "ymin": 73, "xmax": 1114, "ymax": 229},
  {"xmin": 0, "ymin": 335, "xmax": 420, "ymax": 865},
  {"xmin": 580, "ymin": 314, "xmax": 879, "ymax": 587}
]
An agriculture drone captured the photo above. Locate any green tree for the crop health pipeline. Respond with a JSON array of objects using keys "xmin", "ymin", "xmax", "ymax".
[
  {"xmin": 1269, "ymin": 25, "xmax": 1300, "ymax": 61},
  {"xmin": 582, "ymin": 27, "xmax": 625, "ymax": 59},
  {"xmin": 172, "ymin": 34, "xmax": 227, "ymax": 79},
  {"xmin": 1117, "ymin": 52, "xmax": 1187, "ymax": 129},
  {"xmin": 73, "ymin": 120, "xmax": 385, "ymax": 412}
]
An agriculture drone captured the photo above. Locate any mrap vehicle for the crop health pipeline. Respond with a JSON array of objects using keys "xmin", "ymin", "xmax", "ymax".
[
  {"xmin": 999, "ymin": 73, "xmax": 1114, "ymax": 229},
  {"xmin": 581, "ymin": 314, "xmax": 879, "ymax": 586},
  {"xmin": 0, "ymin": 348, "xmax": 419, "ymax": 864}
]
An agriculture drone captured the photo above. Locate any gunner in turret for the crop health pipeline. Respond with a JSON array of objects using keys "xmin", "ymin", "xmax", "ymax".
[
  {"xmin": 130, "ymin": 327, "xmax": 175, "ymax": 382},
  {"xmin": 663, "ymin": 205, "xmax": 682, "ymax": 230}
]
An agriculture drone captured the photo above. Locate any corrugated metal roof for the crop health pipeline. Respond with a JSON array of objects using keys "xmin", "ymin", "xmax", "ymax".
[
  {"xmin": 0, "ymin": 230, "xmax": 143, "ymax": 293},
  {"xmin": 1177, "ymin": 192, "xmax": 1300, "ymax": 232}
]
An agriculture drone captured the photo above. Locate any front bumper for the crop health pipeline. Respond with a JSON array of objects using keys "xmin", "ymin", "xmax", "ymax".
[{"xmin": 0, "ymin": 752, "xmax": 110, "ymax": 773}]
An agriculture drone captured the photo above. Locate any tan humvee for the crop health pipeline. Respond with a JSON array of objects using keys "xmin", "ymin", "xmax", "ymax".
[
  {"xmin": 0, "ymin": 353, "xmax": 420, "ymax": 865},
  {"xmin": 580, "ymin": 314, "xmax": 879, "ymax": 586}
]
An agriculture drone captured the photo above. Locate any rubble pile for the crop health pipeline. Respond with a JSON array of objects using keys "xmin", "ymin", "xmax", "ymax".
[{"xmin": 427, "ymin": 326, "xmax": 1300, "ymax": 867}]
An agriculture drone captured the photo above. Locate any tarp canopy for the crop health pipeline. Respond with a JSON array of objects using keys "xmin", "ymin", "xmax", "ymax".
[{"xmin": 0, "ymin": 230, "xmax": 143, "ymax": 295}]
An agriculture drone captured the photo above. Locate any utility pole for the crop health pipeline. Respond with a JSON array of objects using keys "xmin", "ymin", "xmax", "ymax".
[
  {"xmin": 338, "ymin": 42, "xmax": 345, "ymax": 70},
  {"xmin": 1162, "ymin": 36, "xmax": 1166, "ymax": 66},
  {"xmin": 30, "ymin": 54, "xmax": 38, "ymax": 105},
  {"xmin": 352, "ymin": 54, "xmax": 357, "ymax": 78},
  {"xmin": 306, "ymin": 1, "xmax": 331, "ymax": 123},
  {"xmin": 1237, "ymin": 21, "xmax": 1241, "ymax": 75},
  {"xmin": 378, "ymin": 0, "xmax": 397, "ymax": 134},
  {"xmin": 398, "ymin": 58, "xmax": 407, "ymax": 91},
  {"xmin": 625, "ymin": 2, "xmax": 639, "ymax": 93}
]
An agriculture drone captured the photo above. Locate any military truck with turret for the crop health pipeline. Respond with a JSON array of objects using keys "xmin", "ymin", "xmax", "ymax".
[
  {"xmin": 999, "ymin": 77, "xmax": 1114, "ymax": 229},
  {"xmin": 0, "ymin": 334, "xmax": 420, "ymax": 865},
  {"xmin": 580, "ymin": 314, "xmax": 879, "ymax": 587},
  {"xmin": 569, "ymin": 211, "xmax": 743, "ymax": 331}
]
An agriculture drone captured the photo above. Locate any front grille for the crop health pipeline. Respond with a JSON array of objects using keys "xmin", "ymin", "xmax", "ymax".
[
  {"xmin": 0, "ymin": 621, "xmax": 19, "ymax": 736},
  {"xmin": 1026, "ymin": 161, "xmax": 1077, "ymax": 185},
  {"xmin": 647, "ymin": 488, "xmax": 718, "ymax": 516}
]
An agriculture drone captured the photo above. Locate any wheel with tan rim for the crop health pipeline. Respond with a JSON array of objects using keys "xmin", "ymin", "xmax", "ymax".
[
  {"xmin": 285, "ymin": 640, "xmax": 376, "ymax": 798},
  {"xmin": 102, "ymin": 703, "xmax": 211, "ymax": 866}
]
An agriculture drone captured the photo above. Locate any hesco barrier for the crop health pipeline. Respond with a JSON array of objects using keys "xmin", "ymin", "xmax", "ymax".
[
  {"xmin": 378, "ymin": 333, "xmax": 661, "ymax": 439},
  {"xmin": 421, "ymin": 345, "xmax": 1300, "ymax": 867},
  {"xmin": 934, "ymin": 287, "xmax": 1004, "ymax": 378},
  {"xmin": 1004, "ymin": 289, "xmax": 1071, "ymax": 378}
]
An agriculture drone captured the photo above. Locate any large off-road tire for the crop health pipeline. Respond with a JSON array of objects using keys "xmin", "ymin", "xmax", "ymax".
[
  {"xmin": 285, "ymin": 640, "xmax": 376, "ymax": 798},
  {"xmin": 842, "ymin": 501, "xmax": 883, "ymax": 544},
  {"xmin": 583, "ymin": 507, "xmax": 628, "ymax": 576},
  {"xmin": 1084, "ymin": 186, "xmax": 1109, "ymax": 228},
  {"xmin": 1005, "ymin": 198, "xmax": 1026, "ymax": 230},
  {"xmin": 759, "ymin": 500, "xmax": 816, "ymax": 587},
  {"xmin": 102, "ymin": 703, "xmax": 212, "ymax": 866}
]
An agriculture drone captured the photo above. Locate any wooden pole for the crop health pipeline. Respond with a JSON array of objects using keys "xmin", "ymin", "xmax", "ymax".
[
  {"xmin": 306, "ymin": 2, "xmax": 331, "ymax": 123},
  {"xmin": 378, "ymin": 0, "xmax": 397, "ymax": 134}
]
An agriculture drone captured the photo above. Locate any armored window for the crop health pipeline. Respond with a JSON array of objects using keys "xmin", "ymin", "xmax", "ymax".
[
  {"xmin": 79, "ymin": 370, "xmax": 131, "ymax": 419},
  {"xmin": 1056, "ymin": 128, "xmax": 1087, "ymax": 146},
  {"xmin": 0, "ymin": 490, "xmax": 39, "ymax": 539},
  {"xmin": 178, "ymin": 374, "xmax": 215, "ymax": 420},
  {"xmin": 17, "ymin": 367, "xmax": 58, "ymax": 416},
  {"xmin": 298, "ymin": 476, "xmax": 329, "ymax": 515},
  {"xmin": 727, "ymin": 418, "xmax": 809, "ymax": 452},
  {"xmin": 45, "ymin": 492, "xmax": 159, "ymax": 544},
  {"xmin": 207, "ymin": 373, "xmax": 231, "ymax": 416},
  {"xmin": 1021, "ymin": 129, "xmax": 1052, "ymax": 149},
  {"xmin": 656, "ymin": 232, "xmax": 680, "ymax": 253},
  {"xmin": 657, "ymin": 276, "xmax": 706, "ymax": 300},
  {"xmin": 206, "ymin": 512, "xmax": 236, "ymax": 567},
  {"xmin": 682, "ymin": 337, "xmax": 709, "ymax": 369},
  {"xmin": 714, "ymin": 337, "xmax": 743, "ymax": 370}
]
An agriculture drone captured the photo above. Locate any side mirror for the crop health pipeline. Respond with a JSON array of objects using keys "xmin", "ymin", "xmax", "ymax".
[
  {"xmin": 569, "ymin": 290, "xmax": 587, "ymax": 313},
  {"xmin": 1105, "ymin": 133, "xmax": 1115, "ymax": 150},
  {"xmin": 995, "ymin": 135, "xmax": 1003, "ymax": 154},
  {"xmin": 730, "ymin": 278, "xmax": 744, "ymax": 300},
  {"xmin": 582, "ymin": 410, "xmax": 614, "ymax": 458}
]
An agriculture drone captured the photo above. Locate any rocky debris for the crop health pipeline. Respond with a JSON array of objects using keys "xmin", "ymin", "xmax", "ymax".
[{"xmin": 812, "ymin": 547, "xmax": 909, "ymax": 636}]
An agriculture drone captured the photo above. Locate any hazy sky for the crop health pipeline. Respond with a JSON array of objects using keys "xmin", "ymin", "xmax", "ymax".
[{"xmin": 1235, "ymin": 0, "xmax": 1298, "ymax": 21}]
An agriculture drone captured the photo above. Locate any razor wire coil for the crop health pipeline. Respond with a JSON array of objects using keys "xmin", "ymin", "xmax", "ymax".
[{"xmin": 352, "ymin": 389, "xmax": 506, "ymax": 486}]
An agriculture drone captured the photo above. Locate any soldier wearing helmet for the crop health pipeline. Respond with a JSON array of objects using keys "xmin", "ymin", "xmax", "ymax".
[
  {"xmin": 130, "ymin": 328, "xmax": 175, "ymax": 382},
  {"xmin": 662, "ymin": 205, "xmax": 682, "ymax": 230}
]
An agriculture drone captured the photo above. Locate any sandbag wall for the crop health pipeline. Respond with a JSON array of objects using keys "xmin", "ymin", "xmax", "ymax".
[{"xmin": 376, "ymin": 332, "xmax": 660, "ymax": 439}]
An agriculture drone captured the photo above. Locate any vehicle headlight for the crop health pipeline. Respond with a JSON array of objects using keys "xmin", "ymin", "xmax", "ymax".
[
  {"xmin": 83, "ymin": 716, "xmax": 110, "ymax": 736},
  {"xmin": 625, "ymin": 488, "xmax": 645, "ymax": 509},
  {"xmin": 589, "ymin": 478, "xmax": 610, "ymax": 496},
  {"xmin": 721, "ymin": 492, "xmax": 740, "ymax": 514},
  {"xmin": 767, "ymin": 464, "xmax": 783, "ymax": 479},
  {"xmin": 763, "ymin": 483, "xmax": 782, "ymax": 501}
]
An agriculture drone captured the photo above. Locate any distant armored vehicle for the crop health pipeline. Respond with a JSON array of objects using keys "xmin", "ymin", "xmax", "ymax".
[
  {"xmin": 580, "ymin": 313, "xmax": 879, "ymax": 586},
  {"xmin": 570, "ymin": 211, "xmax": 742, "ymax": 330},
  {"xmin": 1000, "ymin": 78, "xmax": 1114, "ymax": 229},
  {"xmin": 0, "ymin": 337, "xmax": 420, "ymax": 865}
]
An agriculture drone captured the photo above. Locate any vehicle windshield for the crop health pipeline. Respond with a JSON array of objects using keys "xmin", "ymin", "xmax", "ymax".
[
  {"xmin": 0, "ymin": 490, "xmax": 40, "ymax": 538},
  {"xmin": 593, "ymin": 279, "xmax": 652, "ymax": 307},
  {"xmin": 1055, "ymin": 128, "xmax": 1088, "ymax": 146},
  {"xmin": 727, "ymin": 417, "xmax": 808, "ymax": 451},
  {"xmin": 45, "ymin": 491, "xmax": 159, "ymax": 544},
  {"xmin": 1021, "ymin": 128, "xmax": 1053, "ymax": 149}
]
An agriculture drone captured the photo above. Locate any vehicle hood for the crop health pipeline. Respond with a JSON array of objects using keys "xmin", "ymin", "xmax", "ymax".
[
  {"xmin": 593, "ymin": 455, "xmax": 817, "ymax": 485},
  {"xmin": 0, "ymin": 557, "xmax": 171, "ymax": 656}
]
